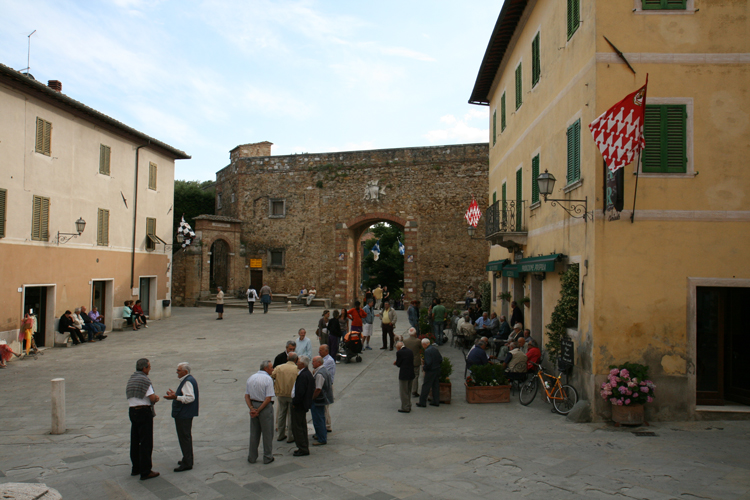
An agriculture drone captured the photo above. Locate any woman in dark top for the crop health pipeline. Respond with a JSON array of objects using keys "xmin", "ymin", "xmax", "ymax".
[
  {"xmin": 317, "ymin": 310, "xmax": 330, "ymax": 346},
  {"xmin": 327, "ymin": 310, "xmax": 343, "ymax": 360}
]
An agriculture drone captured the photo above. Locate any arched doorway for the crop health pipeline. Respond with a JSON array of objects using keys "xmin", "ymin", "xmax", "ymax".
[{"xmin": 210, "ymin": 239, "xmax": 229, "ymax": 292}]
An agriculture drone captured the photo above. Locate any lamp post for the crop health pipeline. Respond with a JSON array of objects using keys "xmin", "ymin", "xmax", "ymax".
[
  {"xmin": 57, "ymin": 217, "xmax": 86, "ymax": 244},
  {"xmin": 536, "ymin": 170, "xmax": 592, "ymax": 221},
  {"xmin": 467, "ymin": 225, "xmax": 483, "ymax": 240}
]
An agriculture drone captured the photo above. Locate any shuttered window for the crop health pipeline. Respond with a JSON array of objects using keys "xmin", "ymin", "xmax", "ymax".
[
  {"xmin": 148, "ymin": 162, "xmax": 157, "ymax": 190},
  {"xmin": 531, "ymin": 155, "xmax": 540, "ymax": 204},
  {"xmin": 0, "ymin": 188, "xmax": 6, "ymax": 238},
  {"xmin": 515, "ymin": 63, "xmax": 523, "ymax": 110},
  {"xmin": 97, "ymin": 208, "xmax": 110, "ymax": 246},
  {"xmin": 146, "ymin": 217, "xmax": 157, "ymax": 251},
  {"xmin": 643, "ymin": 0, "xmax": 686, "ymax": 9},
  {"xmin": 35, "ymin": 117, "xmax": 52, "ymax": 156},
  {"xmin": 492, "ymin": 110, "xmax": 497, "ymax": 146},
  {"xmin": 531, "ymin": 33, "xmax": 541, "ymax": 87},
  {"xmin": 31, "ymin": 195, "xmax": 50, "ymax": 241},
  {"xmin": 501, "ymin": 92, "xmax": 507, "ymax": 132},
  {"xmin": 99, "ymin": 145, "xmax": 111, "ymax": 175},
  {"xmin": 515, "ymin": 169, "xmax": 523, "ymax": 229},
  {"xmin": 566, "ymin": 120, "xmax": 581, "ymax": 184},
  {"xmin": 643, "ymin": 105, "xmax": 687, "ymax": 173},
  {"xmin": 567, "ymin": 0, "xmax": 580, "ymax": 39}
]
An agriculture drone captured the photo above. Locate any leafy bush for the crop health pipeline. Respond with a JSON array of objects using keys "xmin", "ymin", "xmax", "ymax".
[
  {"xmin": 479, "ymin": 281, "xmax": 491, "ymax": 311},
  {"xmin": 600, "ymin": 362, "xmax": 656, "ymax": 407},
  {"xmin": 418, "ymin": 307, "xmax": 430, "ymax": 335},
  {"xmin": 545, "ymin": 264, "xmax": 579, "ymax": 362},
  {"xmin": 466, "ymin": 363, "xmax": 508, "ymax": 387},
  {"xmin": 439, "ymin": 357, "xmax": 453, "ymax": 383}
]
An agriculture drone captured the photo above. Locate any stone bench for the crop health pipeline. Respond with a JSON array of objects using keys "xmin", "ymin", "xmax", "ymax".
[{"xmin": 113, "ymin": 318, "xmax": 126, "ymax": 331}]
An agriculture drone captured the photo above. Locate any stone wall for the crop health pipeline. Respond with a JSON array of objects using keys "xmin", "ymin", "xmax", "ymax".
[{"xmin": 209, "ymin": 142, "xmax": 490, "ymax": 307}]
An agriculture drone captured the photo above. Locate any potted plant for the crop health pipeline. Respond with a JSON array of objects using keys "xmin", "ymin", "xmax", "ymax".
[
  {"xmin": 520, "ymin": 296, "xmax": 531, "ymax": 308},
  {"xmin": 498, "ymin": 291, "xmax": 512, "ymax": 303},
  {"xmin": 439, "ymin": 357, "xmax": 453, "ymax": 404},
  {"xmin": 465, "ymin": 363, "xmax": 510, "ymax": 403},
  {"xmin": 600, "ymin": 362, "xmax": 656, "ymax": 426}
]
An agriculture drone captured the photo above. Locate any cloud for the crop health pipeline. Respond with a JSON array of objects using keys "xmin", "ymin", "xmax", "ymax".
[{"xmin": 424, "ymin": 110, "xmax": 488, "ymax": 144}]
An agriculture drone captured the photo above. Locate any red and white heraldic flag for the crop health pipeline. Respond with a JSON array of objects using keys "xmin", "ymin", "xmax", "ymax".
[
  {"xmin": 589, "ymin": 76, "xmax": 648, "ymax": 173},
  {"xmin": 465, "ymin": 198, "xmax": 482, "ymax": 227}
]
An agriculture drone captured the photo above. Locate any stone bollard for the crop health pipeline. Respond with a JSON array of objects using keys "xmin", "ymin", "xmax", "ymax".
[
  {"xmin": 51, "ymin": 378, "xmax": 65, "ymax": 435},
  {"xmin": 287, "ymin": 301, "xmax": 292, "ymax": 311}
]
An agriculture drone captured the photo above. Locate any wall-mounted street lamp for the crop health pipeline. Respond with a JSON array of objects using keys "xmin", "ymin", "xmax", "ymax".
[
  {"xmin": 176, "ymin": 232, "xmax": 185, "ymax": 244},
  {"xmin": 467, "ymin": 225, "xmax": 483, "ymax": 239},
  {"xmin": 57, "ymin": 217, "xmax": 86, "ymax": 244},
  {"xmin": 537, "ymin": 170, "xmax": 592, "ymax": 221}
]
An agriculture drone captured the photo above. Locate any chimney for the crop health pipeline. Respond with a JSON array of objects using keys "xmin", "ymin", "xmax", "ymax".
[{"xmin": 47, "ymin": 80, "xmax": 62, "ymax": 92}]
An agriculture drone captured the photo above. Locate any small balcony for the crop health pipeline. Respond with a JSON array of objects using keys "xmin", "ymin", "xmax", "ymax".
[{"xmin": 484, "ymin": 200, "xmax": 528, "ymax": 250}]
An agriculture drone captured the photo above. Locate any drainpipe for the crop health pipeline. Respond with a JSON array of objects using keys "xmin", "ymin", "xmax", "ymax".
[{"xmin": 131, "ymin": 142, "xmax": 150, "ymax": 291}]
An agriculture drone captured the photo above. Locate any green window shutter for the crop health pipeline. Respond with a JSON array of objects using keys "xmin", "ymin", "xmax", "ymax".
[
  {"xmin": 532, "ymin": 33, "xmax": 541, "ymax": 87},
  {"xmin": 568, "ymin": 0, "xmax": 580, "ymax": 39},
  {"xmin": 516, "ymin": 169, "xmax": 523, "ymax": 229},
  {"xmin": 515, "ymin": 63, "xmax": 523, "ymax": 110},
  {"xmin": 32, "ymin": 195, "xmax": 50, "ymax": 241},
  {"xmin": 492, "ymin": 110, "xmax": 497, "ymax": 146},
  {"xmin": 492, "ymin": 191, "xmax": 497, "ymax": 204},
  {"xmin": 148, "ymin": 162, "xmax": 157, "ymax": 190},
  {"xmin": 567, "ymin": 120, "xmax": 581, "ymax": 183},
  {"xmin": 99, "ymin": 145, "xmax": 111, "ymax": 175},
  {"xmin": 35, "ymin": 118, "xmax": 51, "ymax": 156},
  {"xmin": 501, "ymin": 182, "xmax": 507, "ymax": 225},
  {"xmin": 97, "ymin": 208, "xmax": 109, "ymax": 246},
  {"xmin": 643, "ymin": 0, "xmax": 686, "ymax": 9},
  {"xmin": 501, "ymin": 93, "xmax": 507, "ymax": 131},
  {"xmin": 0, "ymin": 188, "xmax": 6, "ymax": 238},
  {"xmin": 643, "ymin": 104, "xmax": 687, "ymax": 173},
  {"xmin": 531, "ymin": 155, "xmax": 540, "ymax": 204},
  {"xmin": 146, "ymin": 217, "xmax": 156, "ymax": 250}
]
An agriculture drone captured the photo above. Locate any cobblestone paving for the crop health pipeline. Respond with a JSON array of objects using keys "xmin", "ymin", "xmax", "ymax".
[{"xmin": 1, "ymin": 308, "xmax": 749, "ymax": 499}]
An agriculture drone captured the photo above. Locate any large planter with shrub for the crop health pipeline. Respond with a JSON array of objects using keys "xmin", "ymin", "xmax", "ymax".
[
  {"xmin": 600, "ymin": 363, "xmax": 656, "ymax": 426},
  {"xmin": 439, "ymin": 357, "xmax": 453, "ymax": 404},
  {"xmin": 465, "ymin": 363, "xmax": 510, "ymax": 404}
]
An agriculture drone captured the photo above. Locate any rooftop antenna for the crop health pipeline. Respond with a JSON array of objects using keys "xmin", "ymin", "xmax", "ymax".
[{"xmin": 20, "ymin": 30, "xmax": 36, "ymax": 74}]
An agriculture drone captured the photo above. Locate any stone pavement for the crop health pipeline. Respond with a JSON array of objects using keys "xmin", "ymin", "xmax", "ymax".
[{"xmin": 1, "ymin": 307, "xmax": 749, "ymax": 500}]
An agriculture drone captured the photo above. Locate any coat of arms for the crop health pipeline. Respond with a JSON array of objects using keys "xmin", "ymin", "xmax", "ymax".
[{"xmin": 363, "ymin": 180, "xmax": 386, "ymax": 201}]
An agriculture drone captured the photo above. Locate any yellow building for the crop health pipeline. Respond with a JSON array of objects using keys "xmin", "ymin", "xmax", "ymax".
[
  {"xmin": 0, "ymin": 63, "xmax": 189, "ymax": 351},
  {"xmin": 471, "ymin": 0, "xmax": 750, "ymax": 420}
]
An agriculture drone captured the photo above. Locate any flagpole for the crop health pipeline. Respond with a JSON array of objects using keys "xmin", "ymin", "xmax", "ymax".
[{"xmin": 630, "ymin": 151, "xmax": 641, "ymax": 224}]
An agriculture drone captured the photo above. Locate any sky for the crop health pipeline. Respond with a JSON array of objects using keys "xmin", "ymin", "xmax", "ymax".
[{"xmin": 0, "ymin": 0, "xmax": 501, "ymax": 181}]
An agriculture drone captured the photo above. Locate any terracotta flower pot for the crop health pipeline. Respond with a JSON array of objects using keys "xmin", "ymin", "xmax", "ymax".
[
  {"xmin": 611, "ymin": 403, "xmax": 645, "ymax": 425},
  {"xmin": 439, "ymin": 382, "xmax": 451, "ymax": 404},
  {"xmin": 465, "ymin": 382, "xmax": 510, "ymax": 403}
]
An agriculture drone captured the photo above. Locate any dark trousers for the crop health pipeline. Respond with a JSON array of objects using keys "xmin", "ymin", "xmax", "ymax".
[
  {"xmin": 68, "ymin": 328, "xmax": 85, "ymax": 345},
  {"xmin": 382, "ymin": 324, "xmax": 394, "ymax": 349},
  {"xmin": 129, "ymin": 407, "xmax": 154, "ymax": 477},
  {"xmin": 83, "ymin": 324, "xmax": 98, "ymax": 341},
  {"xmin": 419, "ymin": 369, "xmax": 440, "ymax": 407},
  {"xmin": 290, "ymin": 406, "xmax": 309, "ymax": 453},
  {"xmin": 175, "ymin": 418, "xmax": 193, "ymax": 467},
  {"xmin": 248, "ymin": 301, "xmax": 255, "ymax": 314},
  {"xmin": 328, "ymin": 335, "xmax": 340, "ymax": 359},
  {"xmin": 262, "ymin": 298, "xmax": 270, "ymax": 313}
]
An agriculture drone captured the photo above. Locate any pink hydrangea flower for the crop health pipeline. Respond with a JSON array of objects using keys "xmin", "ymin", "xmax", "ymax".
[
  {"xmin": 620, "ymin": 369, "xmax": 629, "ymax": 378},
  {"xmin": 647, "ymin": 396, "xmax": 653, "ymax": 403},
  {"xmin": 625, "ymin": 399, "xmax": 631, "ymax": 405},
  {"xmin": 616, "ymin": 400, "xmax": 624, "ymax": 406},
  {"xmin": 640, "ymin": 386, "xmax": 649, "ymax": 393},
  {"xmin": 610, "ymin": 368, "xmax": 619, "ymax": 375}
]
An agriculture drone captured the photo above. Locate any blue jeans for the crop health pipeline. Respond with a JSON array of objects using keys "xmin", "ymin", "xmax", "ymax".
[
  {"xmin": 310, "ymin": 405, "xmax": 327, "ymax": 444},
  {"xmin": 432, "ymin": 322, "xmax": 444, "ymax": 344},
  {"xmin": 83, "ymin": 324, "xmax": 99, "ymax": 341}
]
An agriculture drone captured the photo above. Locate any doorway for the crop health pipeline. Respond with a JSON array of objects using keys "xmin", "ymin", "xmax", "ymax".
[
  {"xmin": 23, "ymin": 286, "xmax": 48, "ymax": 347},
  {"xmin": 250, "ymin": 270, "xmax": 263, "ymax": 291},
  {"xmin": 210, "ymin": 239, "xmax": 229, "ymax": 292},
  {"xmin": 139, "ymin": 277, "xmax": 156, "ymax": 317},
  {"xmin": 696, "ymin": 286, "xmax": 750, "ymax": 405},
  {"xmin": 91, "ymin": 280, "xmax": 114, "ymax": 331}
]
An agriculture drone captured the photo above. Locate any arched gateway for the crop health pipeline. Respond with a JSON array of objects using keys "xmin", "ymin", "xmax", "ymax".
[{"xmin": 174, "ymin": 142, "xmax": 490, "ymax": 308}]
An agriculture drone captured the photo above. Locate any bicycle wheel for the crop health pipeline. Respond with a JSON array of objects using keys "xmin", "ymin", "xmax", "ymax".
[
  {"xmin": 519, "ymin": 377, "xmax": 538, "ymax": 406},
  {"xmin": 552, "ymin": 384, "xmax": 578, "ymax": 415}
]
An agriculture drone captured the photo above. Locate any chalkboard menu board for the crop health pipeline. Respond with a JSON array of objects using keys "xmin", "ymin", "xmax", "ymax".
[{"xmin": 560, "ymin": 338, "xmax": 574, "ymax": 367}]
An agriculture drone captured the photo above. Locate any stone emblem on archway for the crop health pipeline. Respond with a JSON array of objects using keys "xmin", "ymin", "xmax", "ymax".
[{"xmin": 364, "ymin": 180, "xmax": 385, "ymax": 201}]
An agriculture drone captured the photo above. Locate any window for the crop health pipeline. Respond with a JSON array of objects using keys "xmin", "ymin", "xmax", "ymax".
[
  {"xmin": 643, "ymin": 0, "xmax": 686, "ymax": 9},
  {"xmin": 0, "ymin": 188, "xmax": 6, "ymax": 238},
  {"xmin": 148, "ymin": 162, "xmax": 157, "ymax": 190},
  {"xmin": 531, "ymin": 33, "xmax": 541, "ymax": 87},
  {"xmin": 35, "ymin": 117, "xmax": 52, "ymax": 156},
  {"xmin": 31, "ymin": 195, "xmax": 50, "ymax": 241},
  {"xmin": 492, "ymin": 110, "xmax": 497, "ymax": 146},
  {"xmin": 515, "ymin": 169, "xmax": 523, "ymax": 229},
  {"xmin": 566, "ymin": 120, "xmax": 581, "ymax": 184},
  {"xmin": 501, "ymin": 92, "xmax": 507, "ymax": 131},
  {"xmin": 231, "ymin": 193, "xmax": 235, "ymax": 204},
  {"xmin": 269, "ymin": 199, "xmax": 286, "ymax": 218},
  {"xmin": 146, "ymin": 217, "xmax": 157, "ymax": 251},
  {"xmin": 567, "ymin": 0, "xmax": 580, "ymax": 39},
  {"xmin": 217, "ymin": 193, "xmax": 222, "ymax": 209},
  {"xmin": 99, "ymin": 144, "xmax": 111, "ymax": 175},
  {"xmin": 515, "ymin": 63, "xmax": 523, "ymax": 110},
  {"xmin": 97, "ymin": 208, "xmax": 110, "ymax": 246},
  {"xmin": 643, "ymin": 104, "xmax": 687, "ymax": 173},
  {"xmin": 492, "ymin": 191, "xmax": 497, "ymax": 204},
  {"xmin": 531, "ymin": 155, "xmax": 540, "ymax": 204},
  {"xmin": 268, "ymin": 249, "xmax": 285, "ymax": 268}
]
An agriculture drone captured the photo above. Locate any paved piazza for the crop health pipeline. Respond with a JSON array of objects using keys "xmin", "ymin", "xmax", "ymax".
[{"xmin": 1, "ymin": 307, "xmax": 749, "ymax": 500}]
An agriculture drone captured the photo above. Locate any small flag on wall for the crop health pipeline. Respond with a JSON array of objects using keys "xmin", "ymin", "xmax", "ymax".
[
  {"xmin": 465, "ymin": 198, "xmax": 482, "ymax": 227},
  {"xmin": 372, "ymin": 240, "xmax": 381, "ymax": 261},
  {"xmin": 398, "ymin": 238, "xmax": 405, "ymax": 256},
  {"xmin": 177, "ymin": 216, "xmax": 196, "ymax": 248}
]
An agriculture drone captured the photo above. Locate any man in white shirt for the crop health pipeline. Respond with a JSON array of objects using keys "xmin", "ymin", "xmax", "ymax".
[
  {"xmin": 295, "ymin": 329, "xmax": 313, "ymax": 361},
  {"xmin": 245, "ymin": 360, "xmax": 276, "ymax": 464},
  {"xmin": 165, "ymin": 362, "xmax": 199, "ymax": 472},
  {"xmin": 126, "ymin": 358, "xmax": 160, "ymax": 480}
]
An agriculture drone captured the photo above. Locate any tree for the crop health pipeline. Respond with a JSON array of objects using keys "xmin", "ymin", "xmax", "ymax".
[
  {"xmin": 173, "ymin": 180, "xmax": 215, "ymax": 252},
  {"xmin": 362, "ymin": 223, "xmax": 404, "ymax": 296}
]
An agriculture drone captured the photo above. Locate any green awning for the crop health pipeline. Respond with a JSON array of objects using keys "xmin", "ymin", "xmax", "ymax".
[
  {"xmin": 517, "ymin": 253, "xmax": 565, "ymax": 273},
  {"xmin": 486, "ymin": 259, "xmax": 510, "ymax": 272},
  {"xmin": 502, "ymin": 264, "xmax": 519, "ymax": 278}
]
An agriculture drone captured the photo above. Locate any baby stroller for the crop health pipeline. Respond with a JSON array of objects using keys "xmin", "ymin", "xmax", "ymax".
[{"xmin": 339, "ymin": 331, "xmax": 363, "ymax": 364}]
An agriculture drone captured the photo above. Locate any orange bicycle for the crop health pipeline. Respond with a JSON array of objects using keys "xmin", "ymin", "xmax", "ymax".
[{"xmin": 519, "ymin": 362, "xmax": 578, "ymax": 414}]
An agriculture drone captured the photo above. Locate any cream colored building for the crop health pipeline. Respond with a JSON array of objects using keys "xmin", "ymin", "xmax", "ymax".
[
  {"xmin": 0, "ymin": 63, "xmax": 189, "ymax": 350},
  {"xmin": 471, "ymin": 0, "xmax": 749, "ymax": 419}
]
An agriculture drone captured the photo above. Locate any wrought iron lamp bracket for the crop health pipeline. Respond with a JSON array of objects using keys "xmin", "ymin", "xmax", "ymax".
[{"xmin": 543, "ymin": 195, "xmax": 593, "ymax": 222}]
